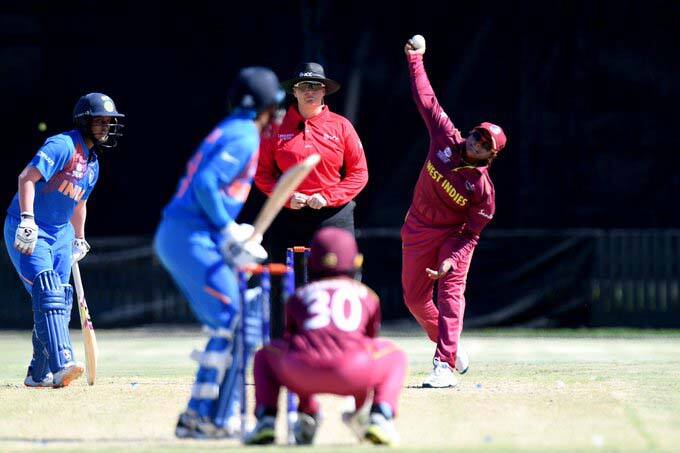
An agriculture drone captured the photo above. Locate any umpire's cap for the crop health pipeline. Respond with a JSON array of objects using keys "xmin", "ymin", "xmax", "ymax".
[
  {"xmin": 229, "ymin": 67, "xmax": 285, "ymax": 113},
  {"xmin": 309, "ymin": 227, "xmax": 364, "ymax": 276}
]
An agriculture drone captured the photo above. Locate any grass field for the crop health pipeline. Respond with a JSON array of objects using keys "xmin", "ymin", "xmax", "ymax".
[{"xmin": 1, "ymin": 327, "xmax": 679, "ymax": 452}]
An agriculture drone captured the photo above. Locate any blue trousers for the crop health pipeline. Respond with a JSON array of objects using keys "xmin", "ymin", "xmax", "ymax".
[
  {"xmin": 4, "ymin": 215, "xmax": 73, "ymax": 289},
  {"xmin": 154, "ymin": 218, "xmax": 239, "ymax": 329},
  {"xmin": 154, "ymin": 217, "xmax": 241, "ymax": 424}
]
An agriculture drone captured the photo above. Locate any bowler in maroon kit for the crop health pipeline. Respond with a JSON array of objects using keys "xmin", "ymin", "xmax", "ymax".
[
  {"xmin": 245, "ymin": 227, "xmax": 407, "ymax": 446},
  {"xmin": 402, "ymin": 36, "xmax": 508, "ymax": 388}
]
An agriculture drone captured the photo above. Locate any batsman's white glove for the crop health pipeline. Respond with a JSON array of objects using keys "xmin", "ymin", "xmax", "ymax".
[
  {"xmin": 220, "ymin": 222, "xmax": 267, "ymax": 268},
  {"xmin": 14, "ymin": 212, "xmax": 38, "ymax": 255},
  {"xmin": 72, "ymin": 237, "xmax": 91, "ymax": 262}
]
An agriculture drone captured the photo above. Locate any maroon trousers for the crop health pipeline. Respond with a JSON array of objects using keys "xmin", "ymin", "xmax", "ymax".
[
  {"xmin": 401, "ymin": 214, "xmax": 474, "ymax": 368},
  {"xmin": 253, "ymin": 338, "xmax": 407, "ymax": 416}
]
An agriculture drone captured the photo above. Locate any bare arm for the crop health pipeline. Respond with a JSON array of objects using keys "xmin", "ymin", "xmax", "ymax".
[
  {"xmin": 18, "ymin": 166, "xmax": 43, "ymax": 214},
  {"xmin": 71, "ymin": 200, "xmax": 87, "ymax": 238}
]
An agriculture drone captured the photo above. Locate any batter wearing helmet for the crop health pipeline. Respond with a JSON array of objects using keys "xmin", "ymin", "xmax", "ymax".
[
  {"xmin": 154, "ymin": 67, "xmax": 284, "ymax": 438},
  {"xmin": 245, "ymin": 227, "xmax": 407, "ymax": 446},
  {"xmin": 4, "ymin": 93, "xmax": 125, "ymax": 388},
  {"xmin": 402, "ymin": 36, "xmax": 508, "ymax": 388}
]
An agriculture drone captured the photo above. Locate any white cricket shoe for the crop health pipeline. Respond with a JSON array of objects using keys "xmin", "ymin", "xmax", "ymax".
[
  {"xmin": 455, "ymin": 349, "xmax": 469, "ymax": 374},
  {"xmin": 364, "ymin": 413, "xmax": 400, "ymax": 446},
  {"xmin": 422, "ymin": 358, "xmax": 457, "ymax": 388},
  {"xmin": 24, "ymin": 370, "xmax": 53, "ymax": 388},
  {"xmin": 52, "ymin": 362, "xmax": 84, "ymax": 388},
  {"xmin": 342, "ymin": 408, "xmax": 370, "ymax": 441}
]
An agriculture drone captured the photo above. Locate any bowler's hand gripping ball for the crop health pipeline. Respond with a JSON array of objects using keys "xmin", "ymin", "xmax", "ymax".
[{"xmin": 410, "ymin": 34, "xmax": 426, "ymax": 50}]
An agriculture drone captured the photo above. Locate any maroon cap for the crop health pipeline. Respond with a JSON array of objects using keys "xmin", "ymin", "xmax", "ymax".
[
  {"xmin": 309, "ymin": 227, "xmax": 363, "ymax": 275},
  {"xmin": 474, "ymin": 122, "xmax": 507, "ymax": 152}
]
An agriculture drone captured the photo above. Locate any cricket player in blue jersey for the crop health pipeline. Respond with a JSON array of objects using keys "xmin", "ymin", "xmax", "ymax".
[
  {"xmin": 4, "ymin": 93, "xmax": 124, "ymax": 388},
  {"xmin": 154, "ymin": 67, "xmax": 284, "ymax": 439}
]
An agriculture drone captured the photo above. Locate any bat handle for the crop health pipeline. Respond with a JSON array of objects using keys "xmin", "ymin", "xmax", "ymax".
[{"xmin": 72, "ymin": 262, "xmax": 85, "ymax": 300}]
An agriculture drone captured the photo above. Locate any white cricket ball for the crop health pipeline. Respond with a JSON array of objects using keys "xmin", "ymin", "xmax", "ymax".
[{"xmin": 411, "ymin": 34, "xmax": 426, "ymax": 50}]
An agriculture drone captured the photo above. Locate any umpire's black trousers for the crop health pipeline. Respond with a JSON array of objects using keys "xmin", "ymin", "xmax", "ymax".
[{"xmin": 264, "ymin": 200, "xmax": 356, "ymax": 265}]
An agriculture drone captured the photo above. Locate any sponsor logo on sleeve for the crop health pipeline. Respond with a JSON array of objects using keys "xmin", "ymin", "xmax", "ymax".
[
  {"xmin": 436, "ymin": 147, "xmax": 452, "ymax": 163},
  {"xmin": 37, "ymin": 151, "xmax": 55, "ymax": 166},
  {"xmin": 278, "ymin": 133, "xmax": 295, "ymax": 141},
  {"xmin": 478, "ymin": 209, "xmax": 493, "ymax": 220}
]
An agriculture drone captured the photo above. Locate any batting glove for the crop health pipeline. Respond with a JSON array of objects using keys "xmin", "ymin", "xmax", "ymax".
[
  {"xmin": 220, "ymin": 222, "xmax": 267, "ymax": 268},
  {"xmin": 14, "ymin": 212, "xmax": 38, "ymax": 255},
  {"xmin": 72, "ymin": 237, "xmax": 91, "ymax": 262}
]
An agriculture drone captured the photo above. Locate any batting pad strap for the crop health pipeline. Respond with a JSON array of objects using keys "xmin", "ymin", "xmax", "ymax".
[
  {"xmin": 190, "ymin": 349, "xmax": 232, "ymax": 382},
  {"xmin": 202, "ymin": 326, "xmax": 234, "ymax": 339},
  {"xmin": 62, "ymin": 284, "xmax": 74, "ymax": 322},
  {"xmin": 192, "ymin": 382, "xmax": 220, "ymax": 400},
  {"xmin": 243, "ymin": 287, "xmax": 262, "ymax": 303}
]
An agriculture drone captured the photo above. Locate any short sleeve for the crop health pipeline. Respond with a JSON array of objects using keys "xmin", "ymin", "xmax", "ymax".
[{"xmin": 30, "ymin": 137, "xmax": 73, "ymax": 181}]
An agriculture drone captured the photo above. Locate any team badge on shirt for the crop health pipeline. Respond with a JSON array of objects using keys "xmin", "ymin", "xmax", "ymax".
[{"xmin": 465, "ymin": 180, "xmax": 475, "ymax": 192}]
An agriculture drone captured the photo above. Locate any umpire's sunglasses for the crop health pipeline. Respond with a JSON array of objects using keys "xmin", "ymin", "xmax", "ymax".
[{"xmin": 293, "ymin": 81, "xmax": 325, "ymax": 91}]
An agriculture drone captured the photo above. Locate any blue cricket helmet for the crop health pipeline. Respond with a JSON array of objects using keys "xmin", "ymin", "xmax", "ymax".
[
  {"xmin": 73, "ymin": 93, "xmax": 125, "ymax": 149},
  {"xmin": 229, "ymin": 67, "xmax": 285, "ymax": 113}
]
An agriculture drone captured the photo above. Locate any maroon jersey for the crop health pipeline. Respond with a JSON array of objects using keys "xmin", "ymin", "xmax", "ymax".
[
  {"xmin": 406, "ymin": 54, "xmax": 495, "ymax": 235},
  {"xmin": 285, "ymin": 277, "xmax": 381, "ymax": 362}
]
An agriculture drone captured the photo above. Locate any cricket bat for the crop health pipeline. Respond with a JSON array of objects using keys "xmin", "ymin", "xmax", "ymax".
[
  {"xmin": 251, "ymin": 153, "xmax": 321, "ymax": 240},
  {"xmin": 72, "ymin": 262, "xmax": 98, "ymax": 385}
]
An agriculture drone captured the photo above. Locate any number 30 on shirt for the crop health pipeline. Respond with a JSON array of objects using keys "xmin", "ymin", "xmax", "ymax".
[{"xmin": 303, "ymin": 287, "xmax": 363, "ymax": 332}]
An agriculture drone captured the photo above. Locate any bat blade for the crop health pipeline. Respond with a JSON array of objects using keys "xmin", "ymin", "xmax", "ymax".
[
  {"xmin": 72, "ymin": 262, "xmax": 99, "ymax": 386},
  {"xmin": 251, "ymin": 153, "xmax": 321, "ymax": 240}
]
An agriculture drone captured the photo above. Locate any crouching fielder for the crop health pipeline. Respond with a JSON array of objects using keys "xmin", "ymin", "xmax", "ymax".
[
  {"xmin": 402, "ymin": 36, "xmax": 508, "ymax": 388},
  {"xmin": 153, "ymin": 67, "xmax": 284, "ymax": 438},
  {"xmin": 245, "ymin": 227, "xmax": 407, "ymax": 446}
]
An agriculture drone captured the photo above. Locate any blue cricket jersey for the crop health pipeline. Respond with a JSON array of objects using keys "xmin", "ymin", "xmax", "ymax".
[
  {"xmin": 7, "ymin": 130, "xmax": 99, "ymax": 231},
  {"xmin": 162, "ymin": 110, "xmax": 260, "ymax": 230}
]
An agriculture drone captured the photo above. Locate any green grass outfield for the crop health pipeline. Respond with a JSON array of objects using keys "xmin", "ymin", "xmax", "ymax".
[{"xmin": 1, "ymin": 327, "xmax": 679, "ymax": 452}]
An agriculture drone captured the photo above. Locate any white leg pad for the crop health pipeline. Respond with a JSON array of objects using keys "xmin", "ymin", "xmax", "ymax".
[
  {"xmin": 190, "ymin": 349, "xmax": 232, "ymax": 382},
  {"xmin": 192, "ymin": 382, "xmax": 220, "ymax": 400}
]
